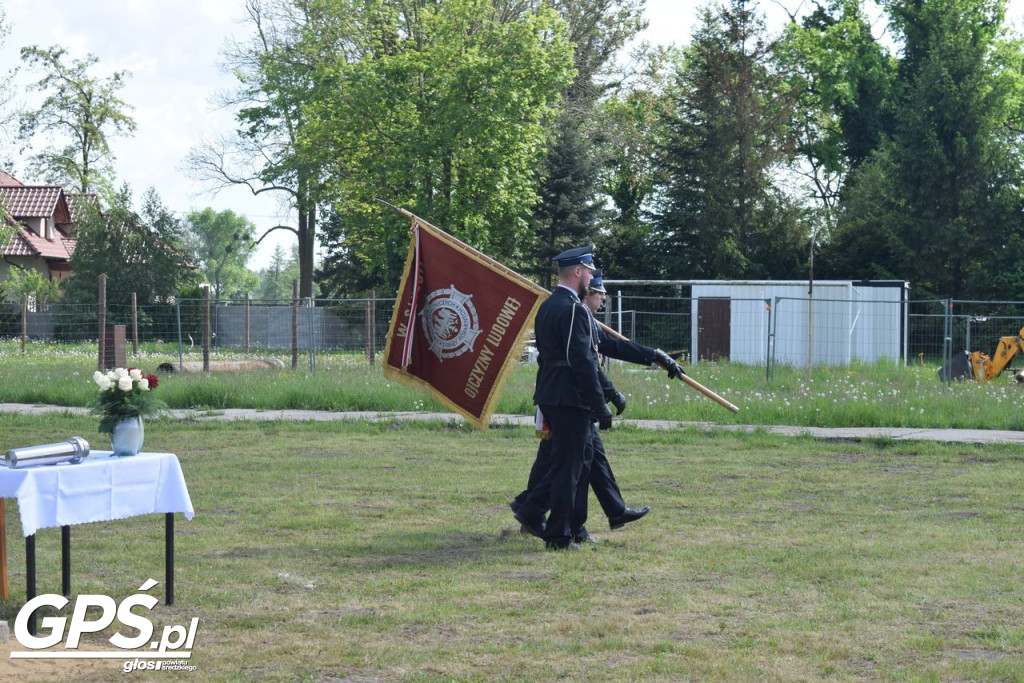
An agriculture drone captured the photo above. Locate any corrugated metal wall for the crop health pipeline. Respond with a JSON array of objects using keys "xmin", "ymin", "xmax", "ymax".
[{"xmin": 689, "ymin": 281, "xmax": 906, "ymax": 367}]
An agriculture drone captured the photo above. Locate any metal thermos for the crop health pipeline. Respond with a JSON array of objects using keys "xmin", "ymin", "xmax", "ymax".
[{"xmin": 5, "ymin": 437, "xmax": 91, "ymax": 469}]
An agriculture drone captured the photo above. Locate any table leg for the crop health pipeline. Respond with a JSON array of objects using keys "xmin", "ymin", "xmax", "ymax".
[
  {"xmin": 61, "ymin": 525, "xmax": 71, "ymax": 597},
  {"xmin": 26, "ymin": 534, "xmax": 35, "ymax": 636},
  {"xmin": 165, "ymin": 513, "xmax": 174, "ymax": 605},
  {"xmin": 0, "ymin": 500, "xmax": 7, "ymax": 600}
]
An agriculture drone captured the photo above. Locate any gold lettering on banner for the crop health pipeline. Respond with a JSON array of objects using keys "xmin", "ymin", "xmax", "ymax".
[
  {"xmin": 464, "ymin": 297, "xmax": 522, "ymax": 399},
  {"xmin": 396, "ymin": 307, "xmax": 412, "ymax": 339}
]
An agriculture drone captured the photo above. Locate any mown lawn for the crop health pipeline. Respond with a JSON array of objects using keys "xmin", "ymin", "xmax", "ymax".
[{"xmin": 1, "ymin": 413, "xmax": 1022, "ymax": 680}]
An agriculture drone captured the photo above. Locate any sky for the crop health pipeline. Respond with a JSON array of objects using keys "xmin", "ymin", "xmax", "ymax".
[{"xmin": 1, "ymin": 0, "xmax": 1022, "ymax": 270}]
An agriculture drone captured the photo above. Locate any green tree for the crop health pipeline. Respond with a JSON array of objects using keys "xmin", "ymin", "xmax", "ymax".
[
  {"xmin": 537, "ymin": 0, "xmax": 648, "ymax": 104},
  {"xmin": 527, "ymin": 0, "xmax": 647, "ymax": 284},
  {"xmin": 529, "ymin": 110, "xmax": 607, "ymax": 288},
  {"xmin": 0, "ymin": 9, "xmax": 18, "ymax": 170},
  {"xmin": 592, "ymin": 47, "xmax": 677, "ymax": 280},
  {"xmin": 0, "ymin": 266, "xmax": 61, "ymax": 306},
  {"xmin": 654, "ymin": 0, "xmax": 806, "ymax": 279},
  {"xmin": 315, "ymin": 206, "xmax": 373, "ymax": 297},
  {"xmin": 186, "ymin": 0, "xmax": 324, "ymax": 300},
  {"xmin": 63, "ymin": 186, "xmax": 198, "ymax": 309},
  {"xmin": 18, "ymin": 46, "xmax": 136, "ymax": 196},
  {"xmin": 777, "ymin": 0, "xmax": 896, "ymax": 252},
  {"xmin": 184, "ymin": 208, "xmax": 259, "ymax": 302},
  {"xmin": 309, "ymin": 0, "xmax": 575, "ymax": 293},
  {"xmin": 823, "ymin": 0, "xmax": 1024, "ymax": 297},
  {"xmin": 258, "ymin": 244, "xmax": 300, "ymax": 300}
]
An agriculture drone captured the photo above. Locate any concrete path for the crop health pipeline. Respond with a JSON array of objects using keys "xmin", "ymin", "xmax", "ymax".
[{"xmin": 2, "ymin": 403, "xmax": 1022, "ymax": 445}]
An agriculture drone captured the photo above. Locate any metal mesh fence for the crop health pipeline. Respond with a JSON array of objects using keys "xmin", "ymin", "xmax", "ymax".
[
  {"xmin": 602, "ymin": 295, "xmax": 691, "ymax": 360},
  {"xmin": 3, "ymin": 291, "xmax": 1024, "ymax": 374},
  {"xmin": 907, "ymin": 299, "xmax": 949, "ymax": 364}
]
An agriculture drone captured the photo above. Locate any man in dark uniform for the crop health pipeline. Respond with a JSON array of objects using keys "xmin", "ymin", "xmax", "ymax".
[
  {"xmin": 513, "ymin": 269, "xmax": 682, "ymax": 543},
  {"xmin": 570, "ymin": 268, "xmax": 685, "ymax": 542},
  {"xmin": 512, "ymin": 354, "xmax": 628, "ymax": 543},
  {"xmin": 525, "ymin": 245, "xmax": 612, "ymax": 550}
]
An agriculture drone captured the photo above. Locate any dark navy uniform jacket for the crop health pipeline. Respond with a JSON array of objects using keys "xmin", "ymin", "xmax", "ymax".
[{"xmin": 533, "ymin": 286, "xmax": 606, "ymax": 415}]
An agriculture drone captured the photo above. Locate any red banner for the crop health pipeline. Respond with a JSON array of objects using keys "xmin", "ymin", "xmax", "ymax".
[{"xmin": 383, "ymin": 218, "xmax": 547, "ymax": 429}]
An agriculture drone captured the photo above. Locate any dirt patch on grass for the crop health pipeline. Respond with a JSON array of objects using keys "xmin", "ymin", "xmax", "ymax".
[{"xmin": 0, "ymin": 639, "xmax": 127, "ymax": 681}]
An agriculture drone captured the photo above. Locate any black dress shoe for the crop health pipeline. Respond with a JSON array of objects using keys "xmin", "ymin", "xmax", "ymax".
[
  {"xmin": 609, "ymin": 505, "xmax": 650, "ymax": 530},
  {"xmin": 514, "ymin": 511, "xmax": 545, "ymax": 538},
  {"xmin": 573, "ymin": 533, "xmax": 600, "ymax": 545}
]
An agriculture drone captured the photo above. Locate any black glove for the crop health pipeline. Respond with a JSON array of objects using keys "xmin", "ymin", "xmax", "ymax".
[
  {"xmin": 654, "ymin": 349, "xmax": 685, "ymax": 380},
  {"xmin": 597, "ymin": 405, "xmax": 613, "ymax": 430},
  {"xmin": 610, "ymin": 389, "xmax": 627, "ymax": 415},
  {"xmin": 668, "ymin": 362, "xmax": 686, "ymax": 380}
]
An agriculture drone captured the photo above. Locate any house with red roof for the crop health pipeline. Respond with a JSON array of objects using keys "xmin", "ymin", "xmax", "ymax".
[{"xmin": 0, "ymin": 171, "xmax": 92, "ymax": 292}]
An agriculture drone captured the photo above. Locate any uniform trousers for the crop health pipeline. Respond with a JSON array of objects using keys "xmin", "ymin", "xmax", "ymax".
[
  {"xmin": 515, "ymin": 423, "xmax": 626, "ymax": 537},
  {"xmin": 532, "ymin": 405, "xmax": 593, "ymax": 547}
]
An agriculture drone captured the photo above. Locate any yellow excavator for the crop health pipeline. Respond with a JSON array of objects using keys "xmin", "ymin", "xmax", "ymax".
[{"xmin": 965, "ymin": 326, "xmax": 1024, "ymax": 382}]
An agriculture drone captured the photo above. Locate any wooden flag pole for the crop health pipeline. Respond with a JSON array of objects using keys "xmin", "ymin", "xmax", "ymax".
[
  {"xmin": 597, "ymin": 322, "xmax": 740, "ymax": 413},
  {"xmin": 375, "ymin": 199, "xmax": 740, "ymax": 414},
  {"xmin": 375, "ymin": 199, "xmax": 547, "ymax": 296}
]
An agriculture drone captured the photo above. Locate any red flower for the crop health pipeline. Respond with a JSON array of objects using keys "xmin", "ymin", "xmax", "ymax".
[{"xmin": 147, "ymin": 374, "xmax": 159, "ymax": 389}]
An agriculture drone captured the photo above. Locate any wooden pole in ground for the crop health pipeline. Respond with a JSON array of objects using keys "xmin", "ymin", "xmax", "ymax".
[
  {"xmin": 369, "ymin": 290, "xmax": 377, "ymax": 366},
  {"xmin": 21, "ymin": 294, "xmax": 27, "ymax": 356},
  {"xmin": 97, "ymin": 274, "xmax": 107, "ymax": 370},
  {"xmin": 291, "ymin": 280, "xmax": 299, "ymax": 370},
  {"xmin": 131, "ymin": 292, "xmax": 139, "ymax": 356},
  {"xmin": 0, "ymin": 500, "xmax": 8, "ymax": 600},
  {"xmin": 245, "ymin": 293, "xmax": 251, "ymax": 354},
  {"xmin": 202, "ymin": 285, "xmax": 210, "ymax": 372}
]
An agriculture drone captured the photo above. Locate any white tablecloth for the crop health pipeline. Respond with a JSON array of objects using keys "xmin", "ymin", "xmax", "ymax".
[{"xmin": 0, "ymin": 451, "xmax": 194, "ymax": 536}]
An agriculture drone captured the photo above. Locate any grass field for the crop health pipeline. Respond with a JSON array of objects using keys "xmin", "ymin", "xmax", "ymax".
[
  {"xmin": 1, "ymin": 412, "xmax": 1023, "ymax": 680},
  {"xmin": 3, "ymin": 341, "xmax": 1024, "ymax": 430}
]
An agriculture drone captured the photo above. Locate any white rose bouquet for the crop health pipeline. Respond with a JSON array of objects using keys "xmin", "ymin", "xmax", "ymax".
[{"xmin": 91, "ymin": 367, "xmax": 167, "ymax": 433}]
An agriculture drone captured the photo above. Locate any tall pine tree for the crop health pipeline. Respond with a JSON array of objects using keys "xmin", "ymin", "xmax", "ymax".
[
  {"xmin": 654, "ymin": 0, "xmax": 806, "ymax": 280},
  {"xmin": 823, "ymin": 0, "xmax": 1024, "ymax": 297}
]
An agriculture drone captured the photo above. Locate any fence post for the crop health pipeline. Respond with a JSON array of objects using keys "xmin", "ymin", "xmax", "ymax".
[
  {"xmin": 97, "ymin": 274, "xmax": 107, "ymax": 371},
  {"xmin": 291, "ymin": 280, "xmax": 299, "ymax": 371},
  {"xmin": 942, "ymin": 299, "xmax": 953, "ymax": 387},
  {"xmin": 365, "ymin": 293, "xmax": 374, "ymax": 366},
  {"xmin": 807, "ymin": 284, "xmax": 814, "ymax": 378},
  {"xmin": 20, "ymin": 294, "xmax": 27, "ymax": 356},
  {"xmin": 202, "ymin": 286, "xmax": 210, "ymax": 372},
  {"xmin": 245, "ymin": 293, "xmax": 251, "ymax": 355},
  {"xmin": 372, "ymin": 293, "xmax": 378, "ymax": 364},
  {"xmin": 616, "ymin": 290, "xmax": 622, "ymax": 336},
  {"xmin": 175, "ymin": 299, "xmax": 183, "ymax": 370},
  {"xmin": 764, "ymin": 298, "xmax": 772, "ymax": 384},
  {"xmin": 771, "ymin": 296, "xmax": 781, "ymax": 383},
  {"xmin": 131, "ymin": 292, "xmax": 138, "ymax": 357},
  {"xmin": 307, "ymin": 297, "xmax": 315, "ymax": 373}
]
